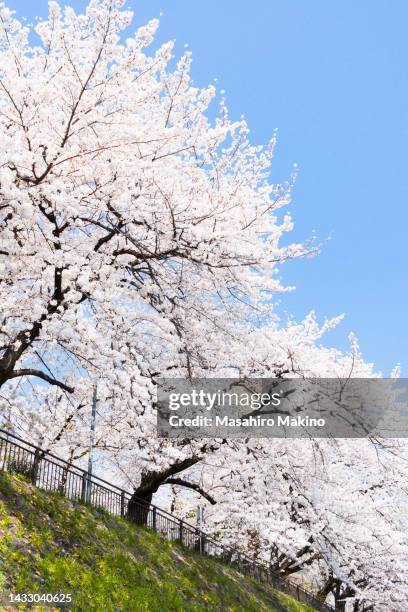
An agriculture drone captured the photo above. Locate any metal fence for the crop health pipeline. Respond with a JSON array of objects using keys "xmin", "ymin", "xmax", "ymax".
[{"xmin": 0, "ymin": 429, "xmax": 334, "ymax": 611}]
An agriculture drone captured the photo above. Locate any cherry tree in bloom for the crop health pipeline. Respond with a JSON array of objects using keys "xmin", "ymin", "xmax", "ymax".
[
  {"xmin": 191, "ymin": 435, "xmax": 408, "ymax": 611},
  {"xmin": 0, "ymin": 0, "xmax": 310, "ymax": 495}
]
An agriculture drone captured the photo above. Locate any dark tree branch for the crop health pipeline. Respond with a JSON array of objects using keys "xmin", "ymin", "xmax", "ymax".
[
  {"xmin": 134, "ymin": 455, "xmax": 202, "ymax": 500},
  {"xmin": 7, "ymin": 369, "xmax": 74, "ymax": 393},
  {"xmin": 164, "ymin": 478, "xmax": 217, "ymax": 505}
]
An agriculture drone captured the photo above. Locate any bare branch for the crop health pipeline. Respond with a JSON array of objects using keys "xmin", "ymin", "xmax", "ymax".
[
  {"xmin": 7, "ymin": 369, "xmax": 74, "ymax": 393},
  {"xmin": 164, "ymin": 477, "xmax": 217, "ymax": 505}
]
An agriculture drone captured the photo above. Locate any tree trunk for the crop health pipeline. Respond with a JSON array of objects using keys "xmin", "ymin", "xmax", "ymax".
[{"xmin": 126, "ymin": 474, "xmax": 154, "ymax": 525}]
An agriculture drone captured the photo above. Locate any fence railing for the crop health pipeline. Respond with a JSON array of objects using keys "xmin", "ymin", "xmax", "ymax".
[{"xmin": 0, "ymin": 429, "xmax": 334, "ymax": 611}]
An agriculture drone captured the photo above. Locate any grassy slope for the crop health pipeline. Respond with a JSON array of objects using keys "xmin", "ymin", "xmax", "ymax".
[{"xmin": 0, "ymin": 473, "xmax": 315, "ymax": 612}]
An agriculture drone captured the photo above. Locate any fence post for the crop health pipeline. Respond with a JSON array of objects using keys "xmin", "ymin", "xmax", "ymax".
[
  {"xmin": 85, "ymin": 472, "xmax": 92, "ymax": 503},
  {"xmin": 81, "ymin": 472, "xmax": 87, "ymax": 502},
  {"xmin": 200, "ymin": 532, "xmax": 205, "ymax": 555},
  {"xmin": 120, "ymin": 491, "xmax": 125, "ymax": 518},
  {"xmin": 179, "ymin": 519, "xmax": 183, "ymax": 543},
  {"xmin": 152, "ymin": 506, "xmax": 157, "ymax": 532},
  {"xmin": 31, "ymin": 448, "xmax": 40, "ymax": 486}
]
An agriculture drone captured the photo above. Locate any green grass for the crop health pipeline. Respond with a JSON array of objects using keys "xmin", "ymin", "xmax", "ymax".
[{"xmin": 0, "ymin": 472, "xmax": 316, "ymax": 611}]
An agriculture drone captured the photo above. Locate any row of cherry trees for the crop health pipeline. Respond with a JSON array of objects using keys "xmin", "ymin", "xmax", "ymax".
[{"xmin": 0, "ymin": 2, "xmax": 407, "ymax": 609}]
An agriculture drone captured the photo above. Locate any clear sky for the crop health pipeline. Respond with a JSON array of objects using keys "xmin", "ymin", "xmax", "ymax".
[{"xmin": 10, "ymin": 0, "xmax": 408, "ymax": 375}]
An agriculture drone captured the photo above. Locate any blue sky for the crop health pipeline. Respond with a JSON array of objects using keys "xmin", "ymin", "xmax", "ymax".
[{"xmin": 11, "ymin": 0, "xmax": 408, "ymax": 375}]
